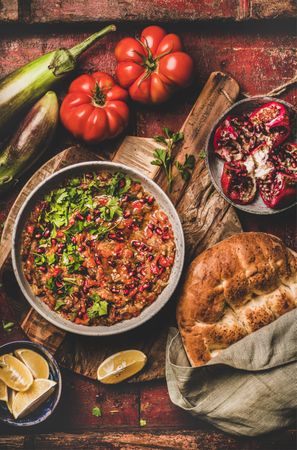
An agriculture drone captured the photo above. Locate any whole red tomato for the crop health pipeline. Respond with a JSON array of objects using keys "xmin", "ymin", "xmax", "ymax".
[
  {"xmin": 115, "ymin": 26, "xmax": 194, "ymax": 104},
  {"xmin": 60, "ymin": 72, "xmax": 129, "ymax": 143}
]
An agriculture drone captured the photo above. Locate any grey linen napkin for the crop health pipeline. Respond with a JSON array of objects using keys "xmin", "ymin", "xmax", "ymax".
[{"xmin": 166, "ymin": 309, "xmax": 297, "ymax": 436}]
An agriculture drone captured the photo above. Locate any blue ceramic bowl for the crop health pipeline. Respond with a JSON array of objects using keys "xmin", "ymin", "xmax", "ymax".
[{"xmin": 0, "ymin": 340, "xmax": 62, "ymax": 427}]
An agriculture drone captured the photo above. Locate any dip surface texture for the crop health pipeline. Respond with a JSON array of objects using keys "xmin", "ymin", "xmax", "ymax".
[{"xmin": 21, "ymin": 171, "xmax": 175, "ymax": 326}]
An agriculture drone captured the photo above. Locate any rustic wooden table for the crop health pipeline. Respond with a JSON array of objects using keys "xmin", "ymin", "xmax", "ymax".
[{"xmin": 0, "ymin": 1, "xmax": 296, "ymax": 449}]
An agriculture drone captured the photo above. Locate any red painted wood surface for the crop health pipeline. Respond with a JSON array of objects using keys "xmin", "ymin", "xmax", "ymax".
[{"xmin": 0, "ymin": 8, "xmax": 296, "ymax": 449}]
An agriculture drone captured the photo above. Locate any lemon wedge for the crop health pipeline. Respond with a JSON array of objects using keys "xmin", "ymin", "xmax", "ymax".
[
  {"xmin": 14, "ymin": 349, "xmax": 49, "ymax": 379},
  {"xmin": 97, "ymin": 350, "xmax": 147, "ymax": 384},
  {"xmin": 0, "ymin": 379, "xmax": 8, "ymax": 402},
  {"xmin": 12, "ymin": 378, "xmax": 56, "ymax": 419},
  {"xmin": 0, "ymin": 354, "xmax": 33, "ymax": 392},
  {"xmin": 6, "ymin": 388, "xmax": 17, "ymax": 414}
]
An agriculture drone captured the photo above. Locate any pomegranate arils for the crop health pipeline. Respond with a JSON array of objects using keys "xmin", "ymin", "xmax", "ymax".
[
  {"xmin": 273, "ymin": 142, "xmax": 297, "ymax": 180},
  {"xmin": 214, "ymin": 101, "xmax": 295, "ymax": 209},
  {"xmin": 221, "ymin": 162, "xmax": 257, "ymax": 205},
  {"xmin": 258, "ymin": 171, "xmax": 296, "ymax": 209}
]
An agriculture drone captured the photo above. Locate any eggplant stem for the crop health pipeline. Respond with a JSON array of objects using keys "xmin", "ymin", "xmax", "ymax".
[{"xmin": 70, "ymin": 24, "xmax": 116, "ymax": 59}]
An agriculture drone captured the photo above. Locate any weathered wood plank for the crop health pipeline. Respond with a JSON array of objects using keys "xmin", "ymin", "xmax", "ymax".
[
  {"xmin": 0, "ymin": 430, "xmax": 296, "ymax": 449},
  {"xmin": 0, "ymin": 0, "xmax": 18, "ymax": 22},
  {"xmin": 14, "ymin": 0, "xmax": 297, "ymax": 23}
]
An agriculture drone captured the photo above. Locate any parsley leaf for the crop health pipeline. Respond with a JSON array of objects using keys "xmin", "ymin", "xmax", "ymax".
[
  {"xmin": 2, "ymin": 321, "xmax": 14, "ymax": 332},
  {"xmin": 92, "ymin": 406, "xmax": 102, "ymax": 417},
  {"xmin": 47, "ymin": 253, "xmax": 56, "ymax": 265},
  {"xmin": 151, "ymin": 128, "xmax": 184, "ymax": 192},
  {"xmin": 106, "ymin": 173, "xmax": 132, "ymax": 197},
  {"xmin": 87, "ymin": 294, "xmax": 108, "ymax": 319},
  {"xmin": 140, "ymin": 419, "xmax": 147, "ymax": 427},
  {"xmin": 175, "ymin": 154, "xmax": 195, "ymax": 182},
  {"xmin": 100, "ymin": 198, "xmax": 122, "ymax": 222},
  {"xmin": 54, "ymin": 299, "xmax": 66, "ymax": 311}
]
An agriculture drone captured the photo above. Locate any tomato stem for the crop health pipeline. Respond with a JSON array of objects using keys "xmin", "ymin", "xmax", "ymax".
[{"xmin": 92, "ymin": 82, "xmax": 106, "ymax": 107}]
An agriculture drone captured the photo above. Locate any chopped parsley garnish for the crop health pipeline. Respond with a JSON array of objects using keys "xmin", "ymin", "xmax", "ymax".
[
  {"xmin": 99, "ymin": 197, "xmax": 122, "ymax": 222},
  {"xmin": 106, "ymin": 172, "xmax": 132, "ymax": 197},
  {"xmin": 54, "ymin": 299, "xmax": 66, "ymax": 311},
  {"xmin": 87, "ymin": 294, "xmax": 108, "ymax": 319},
  {"xmin": 92, "ymin": 406, "xmax": 102, "ymax": 417},
  {"xmin": 2, "ymin": 321, "xmax": 14, "ymax": 332},
  {"xmin": 47, "ymin": 253, "xmax": 57, "ymax": 265},
  {"xmin": 140, "ymin": 419, "xmax": 147, "ymax": 427}
]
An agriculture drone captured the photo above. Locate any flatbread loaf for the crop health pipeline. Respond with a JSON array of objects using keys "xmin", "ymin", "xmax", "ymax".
[{"xmin": 177, "ymin": 232, "xmax": 297, "ymax": 366}]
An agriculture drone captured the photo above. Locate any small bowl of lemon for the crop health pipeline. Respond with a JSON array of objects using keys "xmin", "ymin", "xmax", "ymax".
[{"xmin": 0, "ymin": 341, "xmax": 61, "ymax": 427}]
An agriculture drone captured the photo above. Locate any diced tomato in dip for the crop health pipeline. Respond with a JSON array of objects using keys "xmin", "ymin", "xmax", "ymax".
[{"xmin": 21, "ymin": 171, "xmax": 176, "ymax": 326}]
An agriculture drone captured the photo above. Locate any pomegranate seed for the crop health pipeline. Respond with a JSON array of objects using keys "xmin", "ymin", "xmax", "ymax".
[
  {"xmin": 123, "ymin": 289, "xmax": 129, "ymax": 296},
  {"xmin": 51, "ymin": 238, "xmax": 57, "ymax": 245},
  {"xmin": 26, "ymin": 225, "xmax": 34, "ymax": 235},
  {"xmin": 155, "ymin": 227, "xmax": 162, "ymax": 235},
  {"xmin": 147, "ymin": 223, "xmax": 154, "ymax": 230},
  {"xmin": 139, "ymin": 282, "xmax": 150, "ymax": 292},
  {"xmin": 71, "ymin": 236, "xmax": 77, "ymax": 244},
  {"xmin": 37, "ymin": 247, "xmax": 45, "ymax": 254},
  {"xmin": 56, "ymin": 281, "xmax": 63, "ymax": 288},
  {"xmin": 35, "ymin": 233, "xmax": 42, "ymax": 240},
  {"xmin": 131, "ymin": 240, "xmax": 141, "ymax": 248},
  {"xmin": 57, "ymin": 290, "xmax": 64, "ymax": 296},
  {"xmin": 148, "ymin": 254, "xmax": 154, "ymax": 261},
  {"xmin": 123, "ymin": 210, "xmax": 131, "ymax": 218},
  {"xmin": 53, "ymin": 268, "xmax": 61, "ymax": 277},
  {"xmin": 83, "ymin": 286, "xmax": 89, "ymax": 294},
  {"xmin": 43, "ymin": 229, "xmax": 50, "ymax": 238},
  {"xmin": 119, "ymin": 179, "xmax": 125, "ymax": 188},
  {"xmin": 76, "ymin": 213, "xmax": 84, "ymax": 221},
  {"xmin": 122, "ymin": 194, "xmax": 129, "ymax": 202},
  {"xmin": 129, "ymin": 270, "xmax": 136, "ymax": 277},
  {"xmin": 77, "ymin": 246, "xmax": 85, "ymax": 252},
  {"xmin": 108, "ymin": 233, "xmax": 116, "ymax": 240},
  {"xmin": 108, "ymin": 259, "xmax": 116, "ymax": 267},
  {"xmin": 111, "ymin": 287, "xmax": 120, "ymax": 293},
  {"xmin": 132, "ymin": 224, "xmax": 139, "ymax": 231},
  {"xmin": 86, "ymin": 214, "xmax": 92, "ymax": 222},
  {"xmin": 162, "ymin": 234, "xmax": 170, "ymax": 241},
  {"xmin": 95, "ymin": 256, "xmax": 101, "ymax": 265},
  {"xmin": 146, "ymin": 196, "xmax": 155, "ymax": 205},
  {"xmin": 39, "ymin": 266, "xmax": 47, "ymax": 273},
  {"xmin": 116, "ymin": 237, "xmax": 124, "ymax": 242}
]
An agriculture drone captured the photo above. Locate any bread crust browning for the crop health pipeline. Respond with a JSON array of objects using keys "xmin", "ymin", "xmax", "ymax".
[{"xmin": 177, "ymin": 232, "xmax": 297, "ymax": 366}]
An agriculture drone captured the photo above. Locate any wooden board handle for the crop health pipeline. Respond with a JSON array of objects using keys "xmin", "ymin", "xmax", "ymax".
[
  {"xmin": 157, "ymin": 71, "xmax": 240, "ymax": 205},
  {"xmin": 156, "ymin": 71, "xmax": 242, "ymax": 261},
  {"xmin": 22, "ymin": 309, "xmax": 66, "ymax": 354}
]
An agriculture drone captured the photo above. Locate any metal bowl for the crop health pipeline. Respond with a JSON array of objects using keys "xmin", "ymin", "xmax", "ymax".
[
  {"xmin": 205, "ymin": 96, "xmax": 297, "ymax": 215},
  {"xmin": 12, "ymin": 161, "xmax": 185, "ymax": 336},
  {"xmin": 0, "ymin": 340, "xmax": 62, "ymax": 427}
]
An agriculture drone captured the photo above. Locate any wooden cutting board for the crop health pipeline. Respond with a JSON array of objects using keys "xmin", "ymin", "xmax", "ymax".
[{"xmin": 0, "ymin": 72, "xmax": 242, "ymax": 381}]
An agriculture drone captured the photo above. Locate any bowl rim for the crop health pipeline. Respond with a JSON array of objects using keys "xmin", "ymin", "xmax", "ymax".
[
  {"xmin": 205, "ymin": 95, "xmax": 297, "ymax": 215},
  {"xmin": 11, "ymin": 161, "xmax": 185, "ymax": 336},
  {"xmin": 0, "ymin": 340, "xmax": 62, "ymax": 427}
]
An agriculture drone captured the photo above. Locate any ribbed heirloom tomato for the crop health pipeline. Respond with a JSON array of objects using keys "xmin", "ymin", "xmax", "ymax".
[
  {"xmin": 60, "ymin": 72, "xmax": 129, "ymax": 143},
  {"xmin": 115, "ymin": 26, "xmax": 194, "ymax": 104}
]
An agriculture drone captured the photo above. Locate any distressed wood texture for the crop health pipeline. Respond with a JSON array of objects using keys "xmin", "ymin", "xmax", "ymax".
[
  {"xmin": 0, "ymin": 15, "xmax": 296, "ymax": 447},
  {"xmin": 9, "ymin": 0, "xmax": 296, "ymax": 23},
  {"xmin": 0, "ymin": 429, "xmax": 296, "ymax": 449},
  {"xmin": 0, "ymin": 0, "xmax": 18, "ymax": 21}
]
